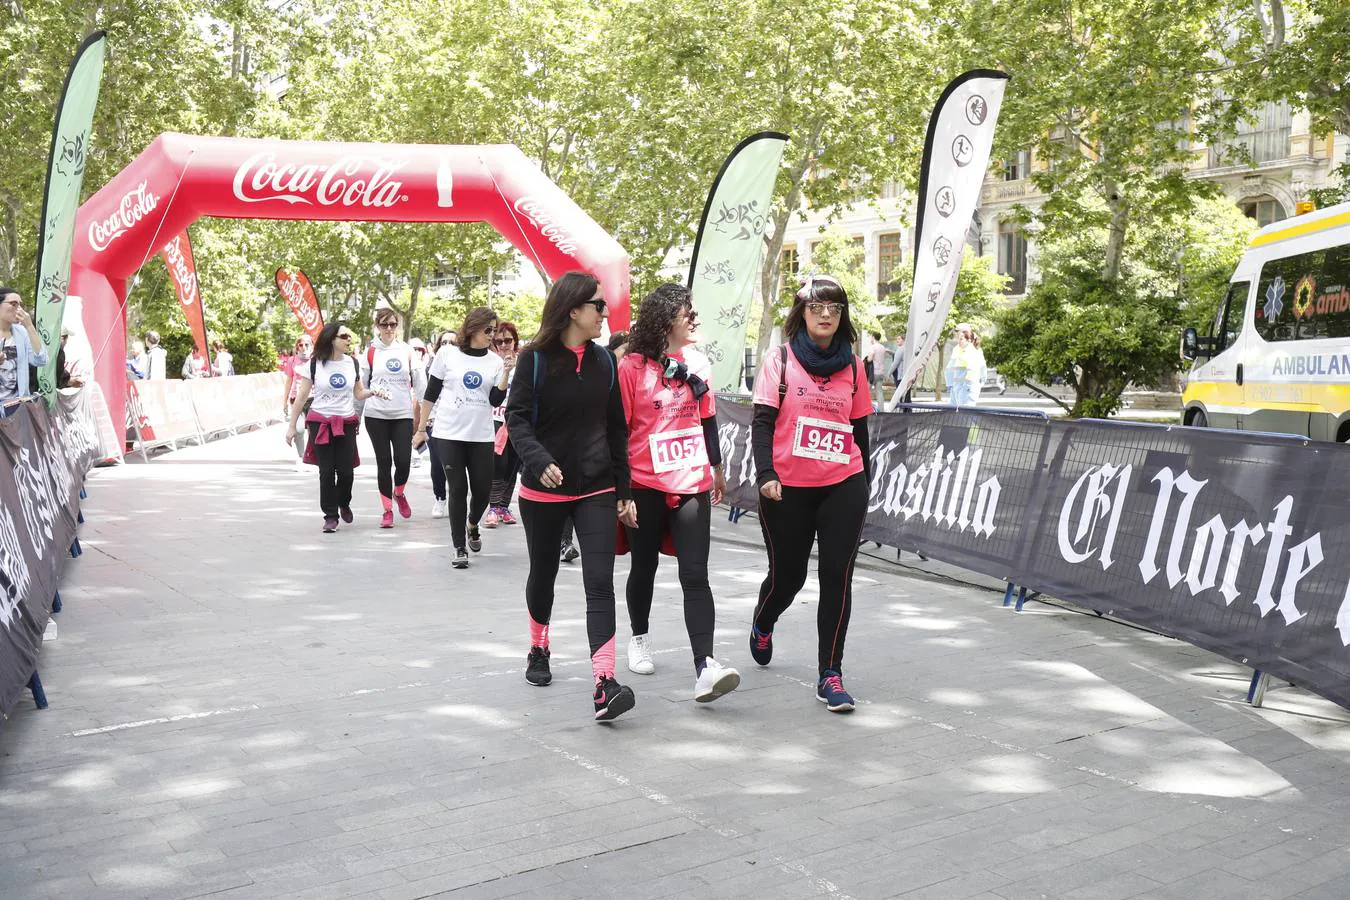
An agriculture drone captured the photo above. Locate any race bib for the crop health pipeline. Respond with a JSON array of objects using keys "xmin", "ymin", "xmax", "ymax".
[
  {"xmin": 649, "ymin": 426, "xmax": 709, "ymax": 474},
  {"xmin": 791, "ymin": 416, "xmax": 853, "ymax": 465}
]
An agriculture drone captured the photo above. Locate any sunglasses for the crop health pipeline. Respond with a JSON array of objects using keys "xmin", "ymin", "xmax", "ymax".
[
  {"xmin": 493, "ymin": 337, "xmax": 515, "ymax": 346},
  {"xmin": 806, "ymin": 302, "xmax": 846, "ymax": 317},
  {"xmin": 579, "ymin": 299, "xmax": 607, "ymax": 314},
  {"xmin": 684, "ymin": 309, "xmax": 699, "ymax": 325},
  {"xmin": 377, "ymin": 321, "xmax": 399, "ymax": 329},
  {"xmin": 337, "ymin": 333, "xmax": 354, "ymax": 341}
]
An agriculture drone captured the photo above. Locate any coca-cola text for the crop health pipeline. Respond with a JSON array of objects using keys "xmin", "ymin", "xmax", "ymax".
[
  {"xmin": 234, "ymin": 152, "xmax": 409, "ymax": 208},
  {"xmin": 88, "ymin": 182, "xmax": 159, "ymax": 252}
]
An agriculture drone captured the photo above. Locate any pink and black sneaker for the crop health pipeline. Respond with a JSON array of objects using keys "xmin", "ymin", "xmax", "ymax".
[{"xmin": 593, "ymin": 676, "xmax": 635, "ymax": 722}]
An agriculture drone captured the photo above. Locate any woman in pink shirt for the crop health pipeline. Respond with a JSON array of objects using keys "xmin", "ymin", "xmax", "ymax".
[
  {"xmin": 749, "ymin": 275, "xmax": 872, "ymax": 712},
  {"xmin": 618, "ymin": 283, "xmax": 740, "ymax": 703}
]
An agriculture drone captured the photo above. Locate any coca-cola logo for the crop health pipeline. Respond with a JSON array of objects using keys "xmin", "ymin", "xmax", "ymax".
[
  {"xmin": 277, "ymin": 272, "xmax": 322, "ymax": 331},
  {"xmin": 233, "ymin": 152, "xmax": 410, "ymax": 208},
  {"xmin": 162, "ymin": 236, "xmax": 199, "ymax": 307},
  {"xmin": 513, "ymin": 197, "xmax": 580, "ymax": 255},
  {"xmin": 88, "ymin": 181, "xmax": 159, "ymax": 252}
]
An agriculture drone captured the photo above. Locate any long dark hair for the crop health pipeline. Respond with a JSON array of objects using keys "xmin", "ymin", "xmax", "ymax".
[
  {"xmin": 314, "ymin": 322, "xmax": 347, "ymax": 362},
  {"xmin": 524, "ymin": 271, "xmax": 600, "ymax": 352},
  {"xmin": 627, "ymin": 283, "xmax": 690, "ymax": 363},
  {"xmin": 783, "ymin": 275, "xmax": 857, "ymax": 344}
]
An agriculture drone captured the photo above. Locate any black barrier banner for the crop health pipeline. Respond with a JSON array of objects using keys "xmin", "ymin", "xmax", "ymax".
[
  {"xmin": 0, "ymin": 392, "xmax": 101, "ymax": 717},
  {"xmin": 717, "ymin": 398, "xmax": 1350, "ymax": 709}
]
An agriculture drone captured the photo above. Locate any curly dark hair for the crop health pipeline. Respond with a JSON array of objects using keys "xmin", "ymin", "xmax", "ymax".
[{"xmin": 626, "ymin": 283, "xmax": 691, "ymax": 362}]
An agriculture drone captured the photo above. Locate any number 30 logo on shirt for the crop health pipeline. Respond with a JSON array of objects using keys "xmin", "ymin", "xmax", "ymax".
[
  {"xmin": 329, "ymin": 373, "xmax": 348, "ymax": 389},
  {"xmin": 463, "ymin": 371, "xmax": 483, "ymax": 389}
]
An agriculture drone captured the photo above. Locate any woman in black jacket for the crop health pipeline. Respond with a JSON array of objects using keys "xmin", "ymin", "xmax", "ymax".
[{"xmin": 506, "ymin": 271, "xmax": 638, "ymax": 722}]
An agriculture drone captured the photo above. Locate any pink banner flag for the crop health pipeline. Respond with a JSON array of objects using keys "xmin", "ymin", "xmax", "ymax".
[
  {"xmin": 161, "ymin": 229, "xmax": 212, "ymax": 375},
  {"xmin": 275, "ymin": 267, "xmax": 324, "ymax": 341}
]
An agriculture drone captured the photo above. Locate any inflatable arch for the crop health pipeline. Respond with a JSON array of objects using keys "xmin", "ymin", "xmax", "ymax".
[{"xmin": 70, "ymin": 133, "xmax": 631, "ymax": 444}]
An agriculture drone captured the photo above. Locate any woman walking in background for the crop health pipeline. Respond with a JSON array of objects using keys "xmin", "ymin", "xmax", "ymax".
[
  {"xmin": 286, "ymin": 323, "xmax": 389, "ymax": 533},
  {"xmin": 749, "ymin": 274, "xmax": 872, "ymax": 712},
  {"xmin": 618, "ymin": 284, "xmax": 739, "ymax": 702},
  {"xmin": 282, "ymin": 335, "xmax": 314, "ymax": 473},
  {"xmin": 506, "ymin": 272, "xmax": 637, "ymax": 722},
  {"xmin": 362, "ymin": 309, "xmax": 426, "ymax": 528},
  {"xmin": 425, "ymin": 330, "xmax": 457, "ymax": 518},
  {"xmin": 416, "ymin": 309, "xmax": 506, "ymax": 568},
  {"xmin": 485, "ymin": 320, "xmax": 522, "ymax": 528}
]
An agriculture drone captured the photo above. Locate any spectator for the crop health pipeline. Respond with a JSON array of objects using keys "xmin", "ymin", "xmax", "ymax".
[
  {"xmin": 145, "ymin": 331, "xmax": 167, "ymax": 379},
  {"xmin": 57, "ymin": 326, "xmax": 83, "ymax": 388},
  {"xmin": 867, "ymin": 330, "xmax": 887, "ymax": 407},
  {"xmin": 182, "ymin": 346, "xmax": 210, "ymax": 379},
  {"xmin": 127, "ymin": 340, "xmax": 149, "ymax": 380},
  {"xmin": 607, "ymin": 330, "xmax": 629, "ymax": 360},
  {"xmin": 211, "ymin": 339, "xmax": 234, "ymax": 376},
  {"xmin": 0, "ymin": 286, "xmax": 48, "ymax": 404}
]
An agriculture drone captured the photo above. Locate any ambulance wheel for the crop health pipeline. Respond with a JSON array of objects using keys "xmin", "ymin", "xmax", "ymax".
[{"xmin": 1187, "ymin": 409, "xmax": 1208, "ymax": 428}]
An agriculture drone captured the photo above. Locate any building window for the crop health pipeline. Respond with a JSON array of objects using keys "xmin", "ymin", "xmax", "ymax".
[
  {"xmin": 998, "ymin": 223, "xmax": 1027, "ymax": 295},
  {"xmin": 1241, "ymin": 197, "xmax": 1288, "ymax": 228},
  {"xmin": 1209, "ymin": 99, "xmax": 1293, "ymax": 167},
  {"xmin": 1003, "ymin": 150, "xmax": 1031, "ymax": 182},
  {"xmin": 877, "ymin": 232, "xmax": 904, "ymax": 298}
]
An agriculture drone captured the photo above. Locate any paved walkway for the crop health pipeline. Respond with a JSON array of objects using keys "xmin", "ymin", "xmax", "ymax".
[{"xmin": 3, "ymin": 425, "xmax": 1350, "ymax": 900}]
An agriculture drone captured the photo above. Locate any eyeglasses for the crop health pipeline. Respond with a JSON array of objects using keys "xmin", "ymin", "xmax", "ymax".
[
  {"xmin": 337, "ymin": 333, "xmax": 354, "ymax": 341},
  {"xmin": 377, "ymin": 321, "xmax": 398, "ymax": 330},
  {"xmin": 493, "ymin": 338, "xmax": 515, "ymax": 347},
  {"xmin": 806, "ymin": 302, "xmax": 846, "ymax": 317},
  {"xmin": 579, "ymin": 299, "xmax": 607, "ymax": 314},
  {"xmin": 483, "ymin": 325, "xmax": 498, "ymax": 334},
  {"xmin": 0, "ymin": 298, "xmax": 20, "ymax": 307},
  {"xmin": 684, "ymin": 309, "xmax": 699, "ymax": 325}
]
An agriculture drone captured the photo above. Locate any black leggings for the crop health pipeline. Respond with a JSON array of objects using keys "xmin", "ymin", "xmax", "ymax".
[
  {"xmin": 433, "ymin": 438, "xmax": 493, "ymax": 549},
  {"xmin": 308, "ymin": 423, "xmax": 355, "ymax": 518},
  {"xmin": 428, "ymin": 435, "xmax": 446, "ymax": 501},
  {"xmin": 363, "ymin": 416, "xmax": 413, "ymax": 498},
  {"xmin": 489, "ymin": 423, "xmax": 521, "ymax": 508},
  {"xmin": 754, "ymin": 473, "xmax": 867, "ymax": 675},
  {"xmin": 624, "ymin": 488, "xmax": 714, "ymax": 670},
  {"xmin": 520, "ymin": 493, "xmax": 618, "ymax": 672}
]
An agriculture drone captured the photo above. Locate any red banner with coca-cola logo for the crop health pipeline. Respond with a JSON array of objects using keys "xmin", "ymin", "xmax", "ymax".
[
  {"xmin": 275, "ymin": 267, "xmax": 324, "ymax": 341},
  {"xmin": 160, "ymin": 229, "xmax": 210, "ymax": 369}
]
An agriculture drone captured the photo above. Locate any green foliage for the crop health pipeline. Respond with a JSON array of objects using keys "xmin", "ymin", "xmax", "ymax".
[
  {"xmin": 985, "ymin": 234, "xmax": 1184, "ymax": 418},
  {"xmin": 884, "ymin": 248, "xmax": 1008, "ymax": 340},
  {"xmin": 1310, "ymin": 162, "xmax": 1350, "ymax": 210}
]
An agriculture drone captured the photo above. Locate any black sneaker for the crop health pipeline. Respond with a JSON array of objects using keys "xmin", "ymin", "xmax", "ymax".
[
  {"xmin": 525, "ymin": 646, "xmax": 552, "ymax": 686},
  {"xmin": 561, "ymin": 541, "xmax": 579, "ymax": 563},
  {"xmin": 452, "ymin": 547, "xmax": 469, "ymax": 569},
  {"xmin": 749, "ymin": 625, "xmax": 773, "ymax": 666},
  {"xmin": 468, "ymin": 525, "xmax": 482, "ymax": 553},
  {"xmin": 593, "ymin": 676, "xmax": 635, "ymax": 722},
  {"xmin": 816, "ymin": 669, "xmax": 855, "ymax": 713}
]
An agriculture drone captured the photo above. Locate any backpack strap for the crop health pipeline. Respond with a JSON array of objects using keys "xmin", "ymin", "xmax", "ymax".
[
  {"xmin": 777, "ymin": 344, "xmax": 788, "ymax": 404},
  {"xmin": 365, "ymin": 345, "xmax": 376, "ymax": 387},
  {"xmin": 594, "ymin": 342, "xmax": 616, "ymax": 391},
  {"xmin": 852, "ymin": 357, "xmax": 859, "ymax": 397},
  {"xmin": 309, "ymin": 355, "xmax": 316, "ymax": 382}
]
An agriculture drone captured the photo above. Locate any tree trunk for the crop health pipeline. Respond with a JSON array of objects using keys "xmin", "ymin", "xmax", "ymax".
[
  {"xmin": 933, "ymin": 344, "xmax": 945, "ymax": 402},
  {"xmin": 1101, "ymin": 178, "xmax": 1130, "ymax": 284},
  {"xmin": 402, "ymin": 260, "xmax": 425, "ymax": 340}
]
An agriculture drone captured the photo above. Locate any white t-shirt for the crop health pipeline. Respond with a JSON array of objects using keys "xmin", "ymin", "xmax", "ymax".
[
  {"xmin": 304, "ymin": 356, "xmax": 359, "ymax": 418},
  {"xmin": 359, "ymin": 340, "xmax": 426, "ymax": 420},
  {"xmin": 427, "ymin": 346, "xmax": 504, "ymax": 442},
  {"xmin": 148, "ymin": 345, "xmax": 167, "ymax": 380},
  {"xmin": 492, "ymin": 368, "xmax": 516, "ymax": 423}
]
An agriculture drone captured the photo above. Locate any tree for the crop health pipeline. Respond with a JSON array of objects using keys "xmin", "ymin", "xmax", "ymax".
[{"xmin": 1236, "ymin": 0, "xmax": 1350, "ymax": 138}]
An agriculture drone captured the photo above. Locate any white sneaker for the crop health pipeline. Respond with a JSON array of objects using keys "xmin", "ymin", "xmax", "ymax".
[
  {"xmin": 627, "ymin": 634, "xmax": 655, "ymax": 674},
  {"xmin": 694, "ymin": 657, "xmax": 740, "ymax": 703},
  {"xmin": 432, "ymin": 499, "xmax": 447, "ymax": 519},
  {"xmin": 43, "ymin": 618, "xmax": 58, "ymax": 642},
  {"xmin": 294, "ymin": 458, "xmax": 307, "ymax": 474}
]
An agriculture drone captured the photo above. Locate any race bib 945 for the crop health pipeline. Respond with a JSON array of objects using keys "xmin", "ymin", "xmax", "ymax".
[{"xmin": 791, "ymin": 416, "xmax": 853, "ymax": 464}]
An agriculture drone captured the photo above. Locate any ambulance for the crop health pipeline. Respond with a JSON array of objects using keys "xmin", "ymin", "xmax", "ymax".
[{"xmin": 1182, "ymin": 199, "xmax": 1350, "ymax": 441}]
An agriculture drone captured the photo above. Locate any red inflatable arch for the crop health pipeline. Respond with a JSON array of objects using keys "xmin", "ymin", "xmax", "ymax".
[{"xmin": 70, "ymin": 133, "xmax": 631, "ymax": 440}]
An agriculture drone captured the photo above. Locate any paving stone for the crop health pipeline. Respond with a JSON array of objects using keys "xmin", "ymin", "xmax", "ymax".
[{"xmin": 4, "ymin": 425, "xmax": 1350, "ymax": 898}]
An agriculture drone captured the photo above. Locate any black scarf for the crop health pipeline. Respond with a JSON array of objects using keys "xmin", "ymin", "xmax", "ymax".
[
  {"xmin": 660, "ymin": 355, "xmax": 709, "ymax": 401},
  {"xmin": 790, "ymin": 329, "xmax": 853, "ymax": 378}
]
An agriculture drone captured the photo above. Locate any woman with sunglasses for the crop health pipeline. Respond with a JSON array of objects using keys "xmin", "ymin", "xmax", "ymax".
[
  {"xmin": 415, "ymin": 308, "xmax": 507, "ymax": 568},
  {"xmin": 286, "ymin": 323, "xmax": 389, "ymax": 533},
  {"xmin": 506, "ymin": 271, "xmax": 638, "ymax": 722},
  {"xmin": 485, "ymin": 321, "xmax": 522, "ymax": 528},
  {"xmin": 282, "ymin": 335, "xmax": 314, "ymax": 473},
  {"xmin": 361, "ymin": 309, "xmax": 426, "ymax": 528},
  {"xmin": 425, "ymin": 330, "xmax": 457, "ymax": 517},
  {"xmin": 749, "ymin": 274, "xmax": 872, "ymax": 713},
  {"xmin": 618, "ymin": 283, "xmax": 740, "ymax": 702}
]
